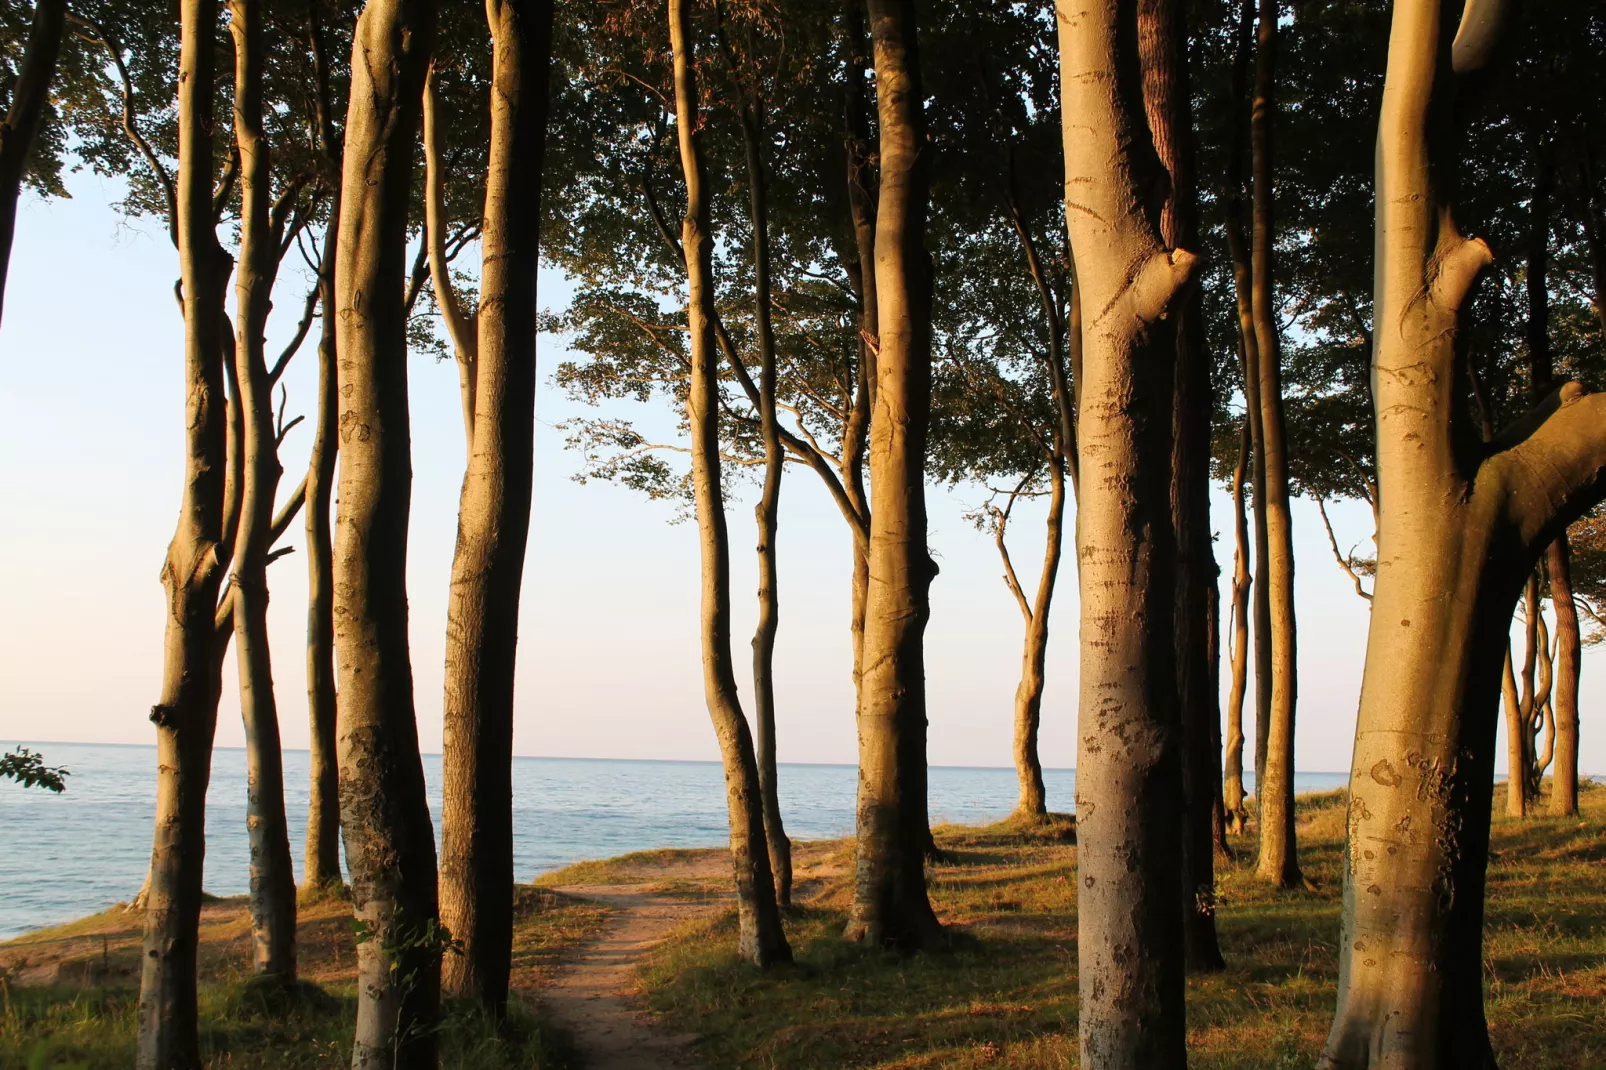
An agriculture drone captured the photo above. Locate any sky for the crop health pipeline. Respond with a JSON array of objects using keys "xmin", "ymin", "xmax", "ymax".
[{"xmin": 2, "ymin": 171, "xmax": 1601, "ymax": 778}]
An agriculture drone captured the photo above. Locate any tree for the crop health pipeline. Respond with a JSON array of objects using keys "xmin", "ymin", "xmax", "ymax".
[
  {"xmin": 438, "ymin": 0, "xmax": 555, "ymax": 1012},
  {"xmin": 841, "ymin": 0, "xmax": 945, "ymax": 952},
  {"xmin": 1055, "ymin": 0, "xmax": 1193, "ymax": 1062},
  {"xmin": 1320, "ymin": 0, "xmax": 1606, "ymax": 1062},
  {"xmin": 0, "ymin": 0, "xmax": 66, "ymax": 327},
  {"xmin": 330, "ymin": 0, "xmax": 442, "ymax": 1064},
  {"xmin": 1139, "ymin": 0, "xmax": 1226, "ymax": 971},
  {"xmin": 668, "ymin": 0, "xmax": 790, "ymax": 967},
  {"xmin": 137, "ymin": 2, "xmax": 231, "ymax": 1064}
]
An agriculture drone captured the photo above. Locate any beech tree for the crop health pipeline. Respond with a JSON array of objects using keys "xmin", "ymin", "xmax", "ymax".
[
  {"xmin": 437, "ymin": 0, "xmax": 555, "ymax": 1011},
  {"xmin": 330, "ymin": 0, "xmax": 442, "ymax": 1063},
  {"xmin": 1321, "ymin": 0, "xmax": 1606, "ymax": 1063},
  {"xmin": 1056, "ymin": 0, "xmax": 1192, "ymax": 1062},
  {"xmin": 138, "ymin": 2, "xmax": 230, "ymax": 1064}
]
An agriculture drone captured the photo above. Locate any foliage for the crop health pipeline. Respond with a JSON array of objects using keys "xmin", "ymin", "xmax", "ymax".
[{"xmin": 0, "ymin": 747, "xmax": 68, "ymax": 793}]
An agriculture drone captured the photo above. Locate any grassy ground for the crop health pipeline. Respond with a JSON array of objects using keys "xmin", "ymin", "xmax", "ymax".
[
  {"xmin": 638, "ymin": 784, "xmax": 1606, "ymax": 1069},
  {"xmin": 0, "ymin": 884, "xmax": 610, "ymax": 1069}
]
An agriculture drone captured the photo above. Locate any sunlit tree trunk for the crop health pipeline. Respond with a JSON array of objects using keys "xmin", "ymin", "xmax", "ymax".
[
  {"xmin": 1548, "ymin": 536, "xmax": 1580, "ymax": 816},
  {"xmin": 668, "ymin": 0, "xmax": 790, "ymax": 967},
  {"xmin": 0, "ymin": 0, "xmax": 66, "ymax": 328},
  {"xmin": 842, "ymin": 0, "xmax": 945, "ymax": 951},
  {"xmin": 137, "ymin": 2, "xmax": 231, "ymax": 1064},
  {"xmin": 1249, "ymin": 0, "xmax": 1301, "ymax": 889},
  {"xmin": 438, "ymin": 0, "xmax": 553, "ymax": 1012},
  {"xmin": 226, "ymin": 0, "xmax": 296, "ymax": 982},
  {"xmin": 1223, "ymin": 419, "xmax": 1252, "ymax": 834},
  {"xmin": 1319, "ymin": 2, "xmax": 1606, "ymax": 1064},
  {"xmin": 331, "ymin": 2, "xmax": 441, "ymax": 1064},
  {"xmin": 1056, "ymin": 0, "xmax": 1193, "ymax": 1063}
]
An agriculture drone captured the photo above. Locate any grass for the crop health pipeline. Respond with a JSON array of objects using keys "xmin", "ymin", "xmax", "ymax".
[
  {"xmin": 0, "ymin": 885, "xmax": 610, "ymax": 1068},
  {"xmin": 637, "ymin": 783, "xmax": 1606, "ymax": 1069}
]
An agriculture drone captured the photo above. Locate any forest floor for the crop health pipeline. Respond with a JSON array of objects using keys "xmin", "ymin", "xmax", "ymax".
[{"xmin": 3, "ymin": 783, "xmax": 1603, "ymax": 1068}]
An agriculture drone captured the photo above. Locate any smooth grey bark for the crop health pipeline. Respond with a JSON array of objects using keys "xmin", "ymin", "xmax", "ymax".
[
  {"xmin": 843, "ymin": 0, "xmax": 945, "ymax": 952},
  {"xmin": 669, "ymin": 0, "xmax": 790, "ymax": 968},
  {"xmin": 439, "ymin": 0, "xmax": 554, "ymax": 1012},
  {"xmin": 137, "ymin": 1, "xmax": 231, "ymax": 1065},
  {"xmin": 1223, "ymin": 419, "xmax": 1251, "ymax": 834},
  {"xmin": 0, "ymin": 0, "xmax": 66, "ymax": 328},
  {"xmin": 330, "ymin": 1, "xmax": 440, "ymax": 1065},
  {"xmin": 1548, "ymin": 535, "xmax": 1581, "ymax": 816},
  {"xmin": 1056, "ymin": 0, "xmax": 1193, "ymax": 1064},
  {"xmin": 225, "ymin": 0, "xmax": 296, "ymax": 982}
]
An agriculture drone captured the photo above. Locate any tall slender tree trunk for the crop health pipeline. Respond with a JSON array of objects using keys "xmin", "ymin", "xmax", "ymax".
[
  {"xmin": 0, "ymin": 0, "xmax": 65, "ymax": 328},
  {"xmin": 137, "ymin": 2, "xmax": 231, "ymax": 1065},
  {"xmin": 1249, "ymin": 0, "xmax": 1300, "ymax": 889},
  {"xmin": 843, "ymin": 0, "xmax": 944, "ymax": 952},
  {"xmin": 1056, "ymin": 0, "xmax": 1193, "ymax": 1063},
  {"xmin": 439, "ymin": 0, "xmax": 554, "ymax": 1012},
  {"xmin": 738, "ymin": 98, "xmax": 794, "ymax": 909},
  {"xmin": 842, "ymin": 0, "xmax": 877, "ymax": 751},
  {"xmin": 1319, "ymin": 2, "xmax": 1606, "ymax": 1063},
  {"xmin": 331, "ymin": 2, "xmax": 441, "ymax": 1065},
  {"xmin": 1223, "ymin": 419, "xmax": 1251, "ymax": 834},
  {"xmin": 1220, "ymin": 0, "xmax": 1271, "ymax": 815},
  {"xmin": 226, "ymin": 0, "xmax": 296, "ymax": 982},
  {"xmin": 1548, "ymin": 535, "xmax": 1580, "ymax": 816},
  {"xmin": 1139, "ymin": 0, "xmax": 1225, "ymax": 972},
  {"xmin": 668, "ymin": 0, "xmax": 789, "ymax": 968},
  {"xmin": 301, "ymin": 1, "xmax": 342, "ymax": 893}
]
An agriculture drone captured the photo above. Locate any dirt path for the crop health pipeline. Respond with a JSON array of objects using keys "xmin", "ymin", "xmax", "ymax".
[{"xmin": 540, "ymin": 884, "xmax": 727, "ymax": 1069}]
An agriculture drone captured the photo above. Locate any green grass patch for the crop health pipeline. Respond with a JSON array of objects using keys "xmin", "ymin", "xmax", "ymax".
[{"xmin": 637, "ymin": 783, "xmax": 1606, "ymax": 1069}]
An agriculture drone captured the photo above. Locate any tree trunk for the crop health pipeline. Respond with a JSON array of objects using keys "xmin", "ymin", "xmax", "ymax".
[
  {"xmin": 331, "ymin": 2, "xmax": 441, "ymax": 1065},
  {"xmin": 1502, "ymin": 646, "xmax": 1526, "ymax": 818},
  {"xmin": 1547, "ymin": 535, "xmax": 1581, "ymax": 816},
  {"xmin": 1249, "ymin": 0, "xmax": 1301, "ymax": 889},
  {"xmin": 1319, "ymin": 2, "xmax": 1606, "ymax": 1063},
  {"xmin": 137, "ymin": 1, "xmax": 231, "ymax": 1065},
  {"xmin": 668, "ymin": 0, "xmax": 790, "ymax": 968},
  {"xmin": 1224, "ymin": 419, "xmax": 1252, "ymax": 834},
  {"xmin": 1220, "ymin": 0, "xmax": 1271, "ymax": 817},
  {"xmin": 0, "ymin": 0, "xmax": 66, "ymax": 328},
  {"xmin": 302, "ymin": 2, "xmax": 342, "ymax": 893},
  {"xmin": 226, "ymin": 0, "xmax": 296, "ymax": 983},
  {"xmin": 1056, "ymin": 0, "xmax": 1193, "ymax": 1064},
  {"xmin": 843, "ymin": 0, "xmax": 944, "ymax": 952},
  {"xmin": 737, "ymin": 99, "xmax": 794, "ymax": 910},
  {"xmin": 438, "ymin": 0, "xmax": 553, "ymax": 1012},
  {"xmin": 1138, "ymin": 0, "xmax": 1225, "ymax": 972}
]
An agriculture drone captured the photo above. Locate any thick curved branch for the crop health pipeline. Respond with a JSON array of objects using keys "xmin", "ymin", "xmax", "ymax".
[{"xmin": 1489, "ymin": 383, "xmax": 1606, "ymax": 551}]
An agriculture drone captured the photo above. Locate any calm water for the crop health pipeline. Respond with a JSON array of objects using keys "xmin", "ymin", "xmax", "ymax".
[{"xmin": 0, "ymin": 742, "xmax": 1349, "ymax": 940}]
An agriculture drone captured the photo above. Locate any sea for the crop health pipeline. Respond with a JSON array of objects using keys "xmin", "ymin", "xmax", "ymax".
[{"xmin": 0, "ymin": 742, "xmax": 1350, "ymax": 941}]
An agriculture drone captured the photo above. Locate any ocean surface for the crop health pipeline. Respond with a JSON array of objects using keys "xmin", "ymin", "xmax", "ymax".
[{"xmin": 0, "ymin": 742, "xmax": 1350, "ymax": 940}]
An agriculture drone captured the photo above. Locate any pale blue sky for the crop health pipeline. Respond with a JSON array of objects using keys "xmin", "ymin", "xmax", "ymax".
[{"xmin": 2, "ymin": 171, "xmax": 1597, "ymax": 777}]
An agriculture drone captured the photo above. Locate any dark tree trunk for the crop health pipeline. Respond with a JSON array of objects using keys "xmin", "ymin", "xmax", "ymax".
[
  {"xmin": 439, "ymin": 0, "xmax": 554, "ymax": 1012},
  {"xmin": 1138, "ymin": 0, "xmax": 1225, "ymax": 973},
  {"xmin": 330, "ymin": 1, "xmax": 441, "ymax": 1064},
  {"xmin": 0, "ymin": 0, "xmax": 65, "ymax": 328},
  {"xmin": 301, "ymin": 0, "xmax": 343, "ymax": 895},
  {"xmin": 137, "ymin": 2, "xmax": 231, "ymax": 1065}
]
